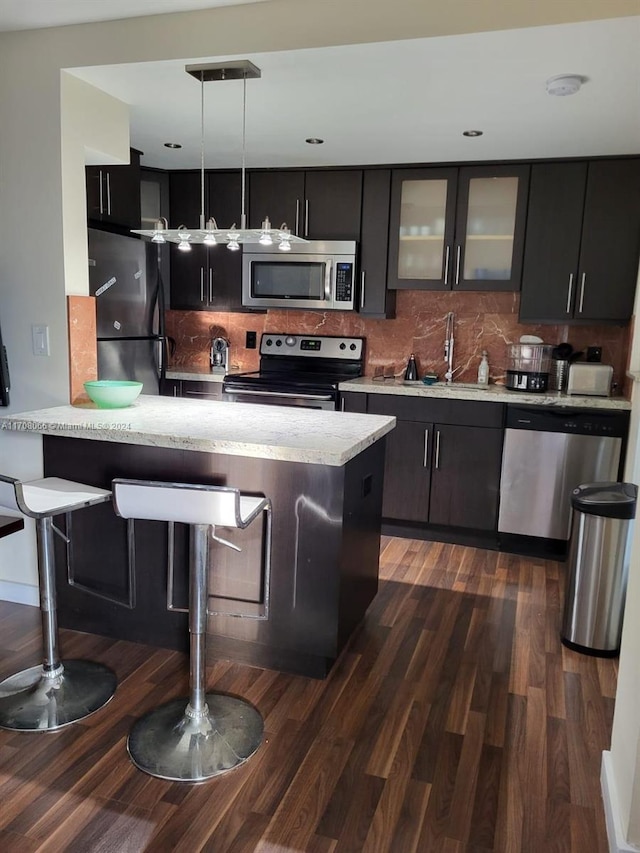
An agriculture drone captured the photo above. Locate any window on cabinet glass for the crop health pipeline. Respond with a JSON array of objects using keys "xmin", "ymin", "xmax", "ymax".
[
  {"xmin": 463, "ymin": 176, "xmax": 518, "ymax": 282},
  {"xmin": 398, "ymin": 179, "xmax": 448, "ymax": 280}
]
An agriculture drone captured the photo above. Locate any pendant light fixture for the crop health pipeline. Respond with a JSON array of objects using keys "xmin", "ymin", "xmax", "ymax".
[{"xmin": 132, "ymin": 60, "xmax": 306, "ymax": 252}]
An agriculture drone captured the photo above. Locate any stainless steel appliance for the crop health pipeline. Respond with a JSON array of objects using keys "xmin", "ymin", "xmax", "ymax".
[
  {"xmin": 567, "ymin": 362, "xmax": 613, "ymax": 396},
  {"xmin": 0, "ymin": 321, "xmax": 10, "ymax": 407},
  {"xmin": 210, "ymin": 337, "xmax": 230, "ymax": 374},
  {"xmin": 498, "ymin": 405, "xmax": 628, "ymax": 541},
  {"xmin": 222, "ymin": 333, "xmax": 365, "ymax": 410},
  {"xmin": 242, "ymin": 241, "xmax": 357, "ymax": 311},
  {"xmin": 88, "ymin": 228, "xmax": 165, "ymax": 393}
]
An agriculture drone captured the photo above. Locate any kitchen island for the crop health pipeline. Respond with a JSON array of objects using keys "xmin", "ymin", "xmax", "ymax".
[{"xmin": 1, "ymin": 396, "xmax": 395, "ymax": 677}]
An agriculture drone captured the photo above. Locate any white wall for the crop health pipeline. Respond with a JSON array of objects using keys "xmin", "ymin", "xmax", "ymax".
[
  {"xmin": 61, "ymin": 72, "xmax": 130, "ymax": 297},
  {"xmin": 607, "ymin": 264, "xmax": 640, "ymax": 848}
]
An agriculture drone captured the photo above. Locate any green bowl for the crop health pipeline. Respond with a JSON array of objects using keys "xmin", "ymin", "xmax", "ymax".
[{"xmin": 84, "ymin": 380, "xmax": 143, "ymax": 408}]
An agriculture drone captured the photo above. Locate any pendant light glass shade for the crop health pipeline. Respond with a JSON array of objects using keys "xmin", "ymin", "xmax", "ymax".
[{"xmin": 132, "ymin": 60, "xmax": 308, "ymax": 252}]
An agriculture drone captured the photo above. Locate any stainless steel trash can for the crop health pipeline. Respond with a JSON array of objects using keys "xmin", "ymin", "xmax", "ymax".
[{"xmin": 562, "ymin": 482, "xmax": 637, "ymax": 656}]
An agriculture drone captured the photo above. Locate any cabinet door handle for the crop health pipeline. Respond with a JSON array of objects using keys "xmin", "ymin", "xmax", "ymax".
[
  {"xmin": 341, "ymin": 397, "xmax": 345, "ymax": 412},
  {"xmin": 579, "ymin": 272, "xmax": 586, "ymax": 313},
  {"xmin": 423, "ymin": 429, "xmax": 429, "ymax": 467},
  {"xmin": 98, "ymin": 170, "xmax": 104, "ymax": 215},
  {"xmin": 455, "ymin": 246, "xmax": 461, "ymax": 285},
  {"xmin": 444, "ymin": 245, "xmax": 450, "ymax": 284},
  {"xmin": 209, "ymin": 268, "xmax": 213, "ymax": 303},
  {"xmin": 295, "ymin": 199, "xmax": 300, "ymax": 236},
  {"xmin": 106, "ymin": 172, "xmax": 111, "ymax": 216},
  {"xmin": 435, "ymin": 430, "xmax": 441, "ymax": 469},
  {"xmin": 200, "ymin": 268, "xmax": 204, "ymax": 302},
  {"xmin": 305, "ymin": 199, "xmax": 309, "ymax": 237},
  {"xmin": 360, "ymin": 271, "xmax": 366, "ymax": 309},
  {"xmin": 566, "ymin": 273, "xmax": 574, "ymax": 314},
  {"xmin": 173, "ymin": 385, "xmax": 178, "ymax": 397}
]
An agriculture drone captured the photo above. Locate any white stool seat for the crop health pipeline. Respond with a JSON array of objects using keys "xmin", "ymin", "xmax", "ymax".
[
  {"xmin": 0, "ymin": 475, "xmax": 111, "ymax": 519},
  {"xmin": 112, "ymin": 480, "xmax": 268, "ymax": 529}
]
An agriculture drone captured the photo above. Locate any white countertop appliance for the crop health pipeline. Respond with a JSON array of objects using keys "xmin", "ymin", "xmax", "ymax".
[
  {"xmin": 505, "ymin": 343, "xmax": 553, "ymax": 393},
  {"xmin": 567, "ymin": 363, "xmax": 613, "ymax": 397}
]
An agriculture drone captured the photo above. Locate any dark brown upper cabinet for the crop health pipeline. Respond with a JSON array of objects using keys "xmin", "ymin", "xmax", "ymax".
[
  {"xmin": 248, "ymin": 166, "xmax": 397, "ymax": 317},
  {"xmin": 519, "ymin": 158, "xmax": 640, "ymax": 324},
  {"xmin": 168, "ymin": 170, "xmax": 246, "ymax": 312},
  {"xmin": 248, "ymin": 169, "xmax": 362, "ymax": 240},
  {"xmin": 86, "ymin": 149, "xmax": 142, "ymax": 232},
  {"xmin": 387, "ymin": 164, "xmax": 530, "ymax": 292},
  {"xmin": 358, "ymin": 169, "xmax": 395, "ymax": 318}
]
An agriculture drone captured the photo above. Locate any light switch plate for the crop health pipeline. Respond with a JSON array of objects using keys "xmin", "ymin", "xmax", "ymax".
[{"xmin": 32, "ymin": 324, "xmax": 50, "ymax": 356}]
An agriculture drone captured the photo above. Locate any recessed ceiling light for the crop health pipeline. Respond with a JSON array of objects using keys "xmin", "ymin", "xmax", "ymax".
[
  {"xmin": 164, "ymin": 142, "xmax": 182, "ymax": 149},
  {"xmin": 305, "ymin": 138, "xmax": 324, "ymax": 145},
  {"xmin": 545, "ymin": 74, "xmax": 585, "ymax": 96},
  {"xmin": 463, "ymin": 130, "xmax": 483, "ymax": 137}
]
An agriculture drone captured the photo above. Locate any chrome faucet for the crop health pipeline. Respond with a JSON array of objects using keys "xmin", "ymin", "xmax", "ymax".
[{"xmin": 444, "ymin": 311, "xmax": 455, "ymax": 383}]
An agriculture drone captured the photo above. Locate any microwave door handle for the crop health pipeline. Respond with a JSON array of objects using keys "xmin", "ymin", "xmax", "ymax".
[{"xmin": 325, "ymin": 260, "xmax": 333, "ymax": 301}]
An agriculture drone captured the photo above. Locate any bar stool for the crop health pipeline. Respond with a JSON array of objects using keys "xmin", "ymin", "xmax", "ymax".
[
  {"xmin": 112, "ymin": 479, "xmax": 272, "ymax": 782},
  {"xmin": 0, "ymin": 475, "xmax": 117, "ymax": 731}
]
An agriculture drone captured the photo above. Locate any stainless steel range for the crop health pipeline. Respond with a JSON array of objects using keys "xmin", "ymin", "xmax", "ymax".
[{"xmin": 222, "ymin": 333, "xmax": 365, "ymax": 410}]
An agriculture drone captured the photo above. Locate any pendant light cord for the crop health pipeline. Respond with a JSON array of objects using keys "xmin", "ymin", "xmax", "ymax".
[
  {"xmin": 200, "ymin": 72, "xmax": 206, "ymax": 230},
  {"xmin": 241, "ymin": 74, "xmax": 247, "ymax": 229}
]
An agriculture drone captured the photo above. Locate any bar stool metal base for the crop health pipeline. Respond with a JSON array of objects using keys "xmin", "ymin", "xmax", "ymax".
[
  {"xmin": 127, "ymin": 694, "xmax": 264, "ymax": 782},
  {"xmin": 0, "ymin": 660, "xmax": 117, "ymax": 732}
]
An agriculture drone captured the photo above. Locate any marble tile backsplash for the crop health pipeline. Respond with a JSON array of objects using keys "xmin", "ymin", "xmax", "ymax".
[
  {"xmin": 166, "ymin": 290, "xmax": 632, "ymax": 395},
  {"xmin": 67, "ymin": 295, "xmax": 97, "ymax": 404}
]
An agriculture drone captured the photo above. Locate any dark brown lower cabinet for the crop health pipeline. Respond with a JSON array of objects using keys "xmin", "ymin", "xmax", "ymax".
[
  {"xmin": 381, "ymin": 420, "xmax": 431, "ymax": 523},
  {"xmin": 366, "ymin": 394, "xmax": 505, "ymax": 533},
  {"xmin": 429, "ymin": 424, "xmax": 503, "ymax": 530}
]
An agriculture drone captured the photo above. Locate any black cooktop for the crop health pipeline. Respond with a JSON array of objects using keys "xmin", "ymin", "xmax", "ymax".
[{"xmin": 223, "ymin": 368, "xmax": 356, "ymax": 391}]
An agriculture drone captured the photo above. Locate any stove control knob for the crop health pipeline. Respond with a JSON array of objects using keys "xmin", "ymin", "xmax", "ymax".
[
  {"xmin": 339, "ymin": 342, "xmax": 346, "ymax": 350},
  {"xmin": 350, "ymin": 343, "xmax": 357, "ymax": 351},
  {"xmin": 276, "ymin": 339, "xmax": 283, "ymax": 346},
  {"xmin": 266, "ymin": 338, "xmax": 273, "ymax": 347},
  {"xmin": 285, "ymin": 336, "xmax": 297, "ymax": 347}
]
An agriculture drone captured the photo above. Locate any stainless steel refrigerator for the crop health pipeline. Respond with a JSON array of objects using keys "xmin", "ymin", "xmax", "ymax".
[{"xmin": 88, "ymin": 228, "xmax": 165, "ymax": 394}]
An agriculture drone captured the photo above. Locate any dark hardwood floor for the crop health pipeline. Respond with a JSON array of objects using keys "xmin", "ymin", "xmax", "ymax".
[{"xmin": 0, "ymin": 537, "xmax": 615, "ymax": 852}]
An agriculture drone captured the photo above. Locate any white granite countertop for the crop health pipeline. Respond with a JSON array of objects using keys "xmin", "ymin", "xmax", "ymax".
[
  {"xmin": 0, "ymin": 396, "xmax": 395, "ymax": 467},
  {"xmin": 339, "ymin": 377, "xmax": 632, "ymax": 410}
]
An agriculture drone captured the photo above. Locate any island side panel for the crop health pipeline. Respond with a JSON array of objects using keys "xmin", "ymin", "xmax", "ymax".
[
  {"xmin": 338, "ymin": 436, "xmax": 386, "ymax": 650},
  {"xmin": 45, "ymin": 436, "xmax": 190, "ymax": 650},
  {"xmin": 44, "ymin": 434, "xmax": 385, "ymax": 678}
]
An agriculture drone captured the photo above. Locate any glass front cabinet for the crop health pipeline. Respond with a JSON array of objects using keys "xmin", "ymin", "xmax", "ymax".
[{"xmin": 387, "ymin": 164, "xmax": 530, "ymax": 291}]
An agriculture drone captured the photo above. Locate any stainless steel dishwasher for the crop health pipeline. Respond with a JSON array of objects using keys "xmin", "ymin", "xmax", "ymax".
[{"xmin": 498, "ymin": 405, "xmax": 629, "ymax": 541}]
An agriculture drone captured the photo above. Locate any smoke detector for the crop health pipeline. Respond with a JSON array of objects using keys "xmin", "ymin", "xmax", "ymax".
[{"xmin": 546, "ymin": 74, "xmax": 584, "ymax": 96}]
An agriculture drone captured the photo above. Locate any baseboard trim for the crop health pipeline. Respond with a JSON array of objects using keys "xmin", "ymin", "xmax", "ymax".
[
  {"xmin": 0, "ymin": 580, "xmax": 38, "ymax": 607},
  {"xmin": 602, "ymin": 751, "xmax": 640, "ymax": 853}
]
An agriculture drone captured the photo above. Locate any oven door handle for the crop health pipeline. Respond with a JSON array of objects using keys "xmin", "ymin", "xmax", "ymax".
[{"xmin": 226, "ymin": 388, "xmax": 334, "ymax": 402}]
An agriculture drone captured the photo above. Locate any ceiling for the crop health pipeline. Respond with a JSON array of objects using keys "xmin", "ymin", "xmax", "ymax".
[
  {"xmin": 69, "ymin": 16, "xmax": 640, "ymax": 171},
  {"xmin": 1, "ymin": 6, "xmax": 638, "ymax": 170},
  {"xmin": 0, "ymin": 0, "xmax": 270, "ymax": 32}
]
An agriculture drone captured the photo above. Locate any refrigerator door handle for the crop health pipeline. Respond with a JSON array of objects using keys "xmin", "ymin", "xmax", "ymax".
[{"xmin": 157, "ymin": 337, "xmax": 165, "ymax": 378}]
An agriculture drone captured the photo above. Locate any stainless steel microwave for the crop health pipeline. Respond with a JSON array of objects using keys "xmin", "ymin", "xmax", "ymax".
[{"xmin": 242, "ymin": 241, "xmax": 357, "ymax": 311}]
